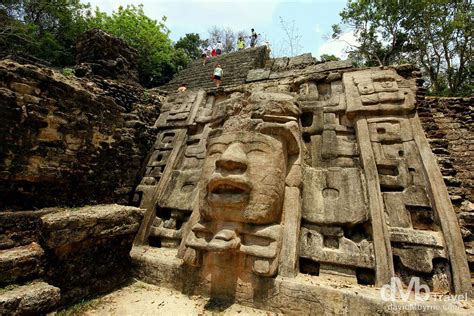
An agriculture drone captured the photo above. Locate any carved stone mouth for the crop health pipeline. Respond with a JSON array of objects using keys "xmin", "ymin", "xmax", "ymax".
[{"xmin": 207, "ymin": 178, "xmax": 250, "ymax": 206}]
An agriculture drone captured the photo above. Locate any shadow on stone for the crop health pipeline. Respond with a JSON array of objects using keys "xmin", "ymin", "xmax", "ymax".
[{"xmin": 204, "ymin": 297, "xmax": 235, "ymax": 312}]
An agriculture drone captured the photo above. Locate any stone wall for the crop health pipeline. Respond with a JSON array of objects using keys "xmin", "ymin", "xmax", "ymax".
[
  {"xmin": 0, "ymin": 204, "xmax": 143, "ymax": 314},
  {"xmin": 160, "ymin": 46, "xmax": 268, "ymax": 92},
  {"xmin": 0, "ymin": 59, "xmax": 162, "ymax": 211},
  {"xmin": 75, "ymin": 28, "xmax": 139, "ymax": 82},
  {"xmin": 418, "ymin": 96, "xmax": 474, "ymax": 275}
]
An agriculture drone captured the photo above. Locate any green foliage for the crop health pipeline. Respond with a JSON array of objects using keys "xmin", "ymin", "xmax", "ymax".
[
  {"xmin": 62, "ymin": 67, "xmax": 74, "ymax": 77},
  {"xmin": 319, "ymin": 54, "xmax": 340, "ymax": 62},
  {"xmin": 89, "ymin": 5, "xmax": 183, "ymax": 86},
  {"xmin": 0, "ymin": 0, "xmax": 92, "ymax": 65},
  {"xmin": 333, "ymin": 0, "xmax": 473, "ymax": 96},
  {"xmin": 175, "ymin": 33, "xmax": 204, "ymax": 60},
  {"xmin": 1, "ymin": 2, "xmax": 190, "ymax": 87}
]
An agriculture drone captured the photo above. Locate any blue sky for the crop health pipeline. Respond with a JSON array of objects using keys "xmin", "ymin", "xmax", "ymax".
[{"xmin": 82, "ymin": 0, "xmax": 356, "ymax": 59}]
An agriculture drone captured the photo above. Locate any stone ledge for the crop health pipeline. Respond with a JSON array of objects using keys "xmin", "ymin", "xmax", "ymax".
[
  {"xmin": 40, "ymin": 204, "xmax": 144, "ymax": 248},
  {"xmin": 0, "ymin": 243, "xmax": 44, "ymax": 284},
  {"xmin": 131, "ymin": 245, "xmax": 472, "ymax": 315},
  {"xmin": 0, "ymin": 281, "xmax": 60, "ymax": 315},
  {"xmin": 0, "ymin": 209, "xmax": 54, "ymax": 250}
]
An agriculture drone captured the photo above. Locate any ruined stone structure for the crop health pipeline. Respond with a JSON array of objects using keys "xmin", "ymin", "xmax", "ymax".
[
  {"xmin": 0, "ymin": 36, "xmax": 472, "ymax": 314},
  {"xmin": 131, "ymin": 49, "xmax": 472, "ymax": 313},
  {"xmin": 419, "ymin": 96, "xmax": 474, "ymax": 284},
  {"xmin": 0, "ymin": 58, "xmax": 161, "ymax": 210},
  {"xmin": 75, "ymin": 28, "xmax": 140, "ymax": 82},
  {"xmin": 0, "ymin": 34, "xmax": 154, "ymax": 314}
]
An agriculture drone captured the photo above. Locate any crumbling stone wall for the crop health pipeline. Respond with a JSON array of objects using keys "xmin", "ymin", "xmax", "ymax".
[
  {"xmin": 75, "ymin": 28, "xmax": 139, "ymax": 82},
  {"xmin": 0, "ymin": 59, "xmax": 161, "ymax": 211},
  {"xmin": 39, "ymin": 205, "xmax": 143, "ymax": 304},
  {"xmin": 418, "ymin": 96, "xmax": 474, "ymax": 274},
  {"xmin": 0, "ymin": 205, "xmax": 143, "ymax": 314}
]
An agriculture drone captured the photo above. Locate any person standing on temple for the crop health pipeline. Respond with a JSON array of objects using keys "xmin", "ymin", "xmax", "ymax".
[
  {"xmin": 250, "ymin": 28, "xmax": 258, "ymax": 47},
  {"xmin": 201, "ymin": 47, "xmax": 208, "ymax": 65},
  {"xmin": 216, "ymin": 40, "xmax": 224, "ymax": 56},
  {"xmin": 237, "ymin": 36, "xmax": 245, "ymax": 50},
  {"xmin": 213, "ymin": 64, "xmax": 223, "ymax": 89}
]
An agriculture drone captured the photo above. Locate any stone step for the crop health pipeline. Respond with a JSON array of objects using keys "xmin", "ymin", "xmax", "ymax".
[
  {"xmin": 0, "ymin": 242, "xmax": 44, "ymax": 284},
  {"xmin": 160, "ymin": 46, "xmax": 268, "ymax": 92},
  {"xmin": 0, "ymin": 209, "xmax": 53, "ymax": 250},
  {"xmin": 0, "ymin": 281, "xmax": 60, "ymax": 315}
]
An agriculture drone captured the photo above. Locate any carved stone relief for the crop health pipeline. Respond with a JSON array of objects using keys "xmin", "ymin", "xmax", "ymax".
[
  {"xmin": 132, "ymin": 66, "xmax": 470, "ymax": 300},
  {"xmin": 181, "ymin": 91, "xmax": 302, "ymax": 282}
]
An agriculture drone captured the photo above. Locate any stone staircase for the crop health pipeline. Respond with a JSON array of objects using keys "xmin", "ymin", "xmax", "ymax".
[
  {"xmin": 160, "ymin": 47, "xmax": 268, "ymax": 92},
  {"xmin": 0, "ymin": 210, "xmax": 60, "ymax": 315}
]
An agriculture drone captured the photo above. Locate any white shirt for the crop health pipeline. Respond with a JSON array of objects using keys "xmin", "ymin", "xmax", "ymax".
[{"xmin": 216, "ymin": 42, "xmax": 224, "ymax": 50}]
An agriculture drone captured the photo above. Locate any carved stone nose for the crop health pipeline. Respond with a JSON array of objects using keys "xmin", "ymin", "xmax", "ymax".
[{"xmin": 216, "ymin": 142, "xmax": 247, "ymax": 171}]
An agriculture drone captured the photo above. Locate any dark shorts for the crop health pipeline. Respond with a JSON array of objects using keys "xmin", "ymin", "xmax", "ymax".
[
  {"xmin": 216, "ymin": 49, "xmax": 222, "ymax": 55},
  {"xmin": 201, "ymin": 53, "xmax": 207, "ymax": 57},
  {"xmin": 214, "ymin": 75, "xmax": 221, "ymax": 80}
]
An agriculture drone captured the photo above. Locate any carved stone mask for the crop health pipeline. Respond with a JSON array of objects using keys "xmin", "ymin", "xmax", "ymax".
[{"xmin": 199, "ymin": 131, "xmax": 286, "ymax": 225}]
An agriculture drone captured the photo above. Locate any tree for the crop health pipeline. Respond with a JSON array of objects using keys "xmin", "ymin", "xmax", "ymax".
[
  {"xmin": 0, "ymin": 0, "xmax": 92, "ymax": 65},
  {"xmin": 207, "ymin": 26, "xmax": 246, "ymax": 53},
  {"xmin": 332, "ymin": 0, "xmax": 473, "ymax": 95},
  {"xmin": 175, "ymin": 33, "xmax": 204, "ymax": 60},
  {"xmin": 279, "ymin": 16, "xmax": 302, "ymax": 57},
  {"xmin": 89, "ymin": 5, "xmax": 185, "ymax": 86},
  {"xmin": 402, "ymin": 0, "xmax": 473, "ymax": 95},
  {"xmin": 320, "ymin": 54, "xmax": 340, "ymax": 62}
]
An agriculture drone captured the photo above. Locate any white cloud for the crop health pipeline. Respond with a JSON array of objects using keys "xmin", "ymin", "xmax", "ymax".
[{"xmin": 318, "ymin": 31, "xmax": 358, "ymax": 59}]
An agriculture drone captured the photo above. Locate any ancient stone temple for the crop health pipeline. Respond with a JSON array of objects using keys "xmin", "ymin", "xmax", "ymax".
[
  {"xmin": 0, "ymin": 41, "xmax": 472, "ymax": 314},
  {"xmin": 130, "ymin": 47, "xmax": 472, "ymax": 313}
]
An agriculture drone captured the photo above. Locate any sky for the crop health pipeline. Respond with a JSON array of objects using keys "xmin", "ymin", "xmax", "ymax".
[{"xmin": 81, "ymin": 0, "xmax": 356, "ymax": 59}]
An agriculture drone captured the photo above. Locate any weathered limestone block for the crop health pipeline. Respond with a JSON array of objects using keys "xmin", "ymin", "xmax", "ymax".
[
  {"xmin": 302, "ymin": 167, "xmax": 368, "ymax": 225},
  {"xmin": 158, "ymin": 170, "xmax": 201, "ymax": 211},
  {"xmin": 37, "ymin": 204, "xmax": 144, "ymax": 304},
  {"xmin": 343, "ymin": 69, "xmax": 416, "ymax": 117},
  {"xmin": 300, "ymin": 226, "xmax": 375, "ymax": 269},
  {"xmin": 0, "ymin": 282, "xmax": 60, "ymax": 316},
  {"xmin": 383, "ymin": 187, "xmax": 433, "ymax": 229},
  {"xmin": 155, "ymin": 91, "xmax": 202, "ymax": 128},
  {"xmin": 0, "ymin": 209, "xmax": 53, "ymax": 250},
  {"xmin": 0, "ymin": 243, "xmax": 44, "ymax": 284},
  {"xmin": 288, "ymin": 53, "xmax": 316, "ymax": 68},
  {"xmin": 246, "ymin": 69, "xmax": 271, "ymax": 82},
  {"xmin": 310, "ymin": 132, "xmax": 359, "ymax": 168},
  {"xmin": 270, "ymin": 57, "xmax": 289, "ymax": 71},
  {"xmin": 40, "ymin": 204, "xmax": 144, "ymax": 248}
]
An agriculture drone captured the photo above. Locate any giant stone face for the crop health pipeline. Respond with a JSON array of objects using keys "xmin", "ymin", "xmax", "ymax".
[{"xmin": 199, "ymin": 131, "xmax": 286, "ymax": 224}]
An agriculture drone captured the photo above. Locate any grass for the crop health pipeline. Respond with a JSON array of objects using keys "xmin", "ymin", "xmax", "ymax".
[
  {"xmin": 57, "ymin": 298, "xmax": 100, "ymax": 316},
  {"xmin": 0, "ymin": 283, "xmax": 20, "ymax": 295}
]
